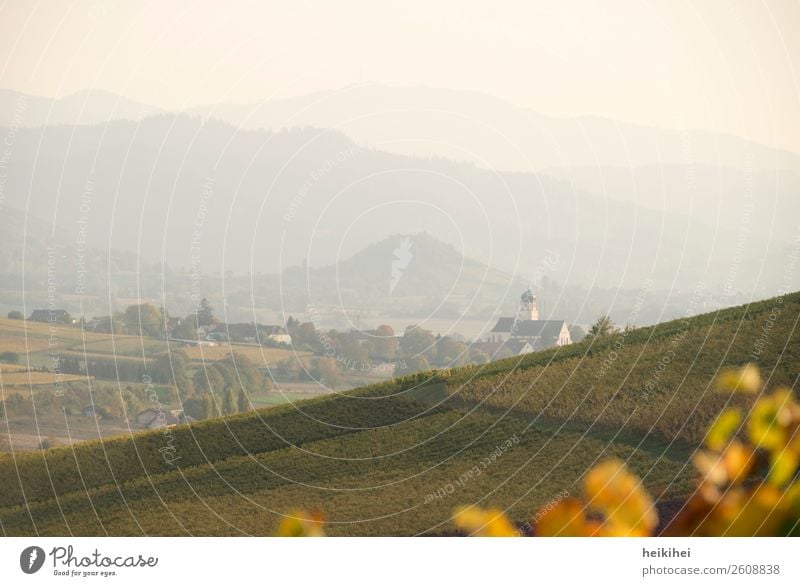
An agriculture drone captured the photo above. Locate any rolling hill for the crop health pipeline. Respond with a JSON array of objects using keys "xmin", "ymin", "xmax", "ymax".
[
  {"xmin": 0, "ymin": 292, "xmax": 798, "ymax": 536},
  {"xmin": 275, "ymin": 232, "xmax": 526, "ymax": 319}
]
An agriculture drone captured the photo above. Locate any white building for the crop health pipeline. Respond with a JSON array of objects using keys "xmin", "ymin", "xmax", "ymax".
[{"xmin": 487, "ymin": 288, "xmax": 572, "ymax": 351}]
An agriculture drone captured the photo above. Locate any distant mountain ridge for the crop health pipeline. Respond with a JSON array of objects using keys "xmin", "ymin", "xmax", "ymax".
[
  {"xmin": 3, "ymin": 85, "xmax": 797, "ymax": 172},
  {"xmin": 0, "ymin": 88, "xmax": 162, "ymax": 128},
  {"xmin": 186, "ymin": 84, "xmax": 800, "ymax": 172}
]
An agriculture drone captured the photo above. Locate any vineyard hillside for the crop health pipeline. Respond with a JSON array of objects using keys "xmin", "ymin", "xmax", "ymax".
[{"xmin": 1, "ymin": 293, "xmax": 798, "ymax": 535}]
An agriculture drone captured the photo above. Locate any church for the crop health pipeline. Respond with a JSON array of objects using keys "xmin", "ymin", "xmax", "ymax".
[{"xmin": 485, "ymin": 288, "xmax": 571, "ymax": 354}]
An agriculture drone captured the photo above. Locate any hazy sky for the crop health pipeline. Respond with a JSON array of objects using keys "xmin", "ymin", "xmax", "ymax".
[{"xmin": 1, "ymin": 0, "xmax": 799, "ymax": 152}]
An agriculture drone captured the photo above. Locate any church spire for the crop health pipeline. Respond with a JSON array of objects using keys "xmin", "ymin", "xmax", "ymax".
[{"xmin": 517, "ymin": 287, "xmax": 539, "ymax": 321}]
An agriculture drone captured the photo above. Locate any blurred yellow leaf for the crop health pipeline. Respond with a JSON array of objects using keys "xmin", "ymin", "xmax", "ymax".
[
  {"xmin": 784, "ymin": 481, "xmax": 800, "ymax": 520},
  {"xmin": 706, "ymin": 408, "xmax": 742, "ymax": 451},
  {"xmin": 723, "ymin": 441, "xmax": 755, "ymax": 485},
  {"xmin": 453, "ymin": 506, "xmax": 518, "ymax": 537},
  {"xmin": 535, "ymin": 498, "xmax": 595, "ymax": 536},
  {"xmin": 583, "ymin": 459, "xmax": 657, "ymax": 536},
  {"xmin": 748, "ymin": 390, "xmax": 793, "ymax": 452},
  {"xmin": 715, "ymin": 364, "xmax": 762, "ymax": 394},
  {"xmin": 769, "ymin": 449, "xmax": 799, "ymax": 487},
  {"xmin": 720, "ymin": 485, "xmax": 786, "ymax": 536},
  {"xmin": 693, "ymin": 450, "xmax": 728, "ymax": 487},
  {"xmin": 459, "ymin": 366, "xmax": 800, "ymax": 538},
  {"xmin": 694, "ymin": 442, "xmax": 753, "ymax": 488},
  {"xmin": 274, "ymin": 510, "xmax": 326, "ymax": 537},
  {"xmin": 664, "ymin": 491, "xmax": 717, "ymax": 536}
]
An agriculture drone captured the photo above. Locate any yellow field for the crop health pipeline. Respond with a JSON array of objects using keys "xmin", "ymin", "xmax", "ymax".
[
  {"xmin": 80, "ymin": 337, "xmax": 165, "ymax": 356},
  {"xmin": 0, "ymin": 317, "xmax": 114, "ymax": 353},
  {"xmin": 0, "ymin": 362, "xmax": 27, "ymax": 372},
  {"xmin": 0, "ymin": 334, "xmax": 54, "ymax": 353},
  {"xmin": 0, "ymin": 371, "xmax": 90, "ymax": 385},
  {"xmin": 180, "ymin": 343, "xmax": 305, "ymax": 365},
  {"xmin": 57, "ymin": 351, "xmax": 150, "ymax": 364},
  {"xmin": 0, "ymin": 317, "xmax": 307, "ymax": 370}
]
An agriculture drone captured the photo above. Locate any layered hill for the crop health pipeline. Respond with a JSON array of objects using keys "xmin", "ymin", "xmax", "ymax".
[
  {"xmin": 0, "ymin": 115, "xmax": 778, "ymax": 294},
  {"xmin": 7, "ymin": 85, "xmax": 798, "ymax": 172},
  {"xmin": 1, "ymin": 292, "xmax": 798, "ymax": 536}
]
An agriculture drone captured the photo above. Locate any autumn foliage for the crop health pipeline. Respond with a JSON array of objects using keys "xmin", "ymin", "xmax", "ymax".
[{"xmin": 454, "ymin": 365, "xmax": 800, "ymax": 537}]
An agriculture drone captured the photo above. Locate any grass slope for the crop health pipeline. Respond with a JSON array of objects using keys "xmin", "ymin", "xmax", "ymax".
[{"xmin": 1, "ymin": 293, "xmax": 798, "ymax": 536}]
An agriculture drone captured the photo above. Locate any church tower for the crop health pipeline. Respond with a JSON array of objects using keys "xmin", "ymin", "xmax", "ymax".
[{"xmin": 517, "ymin": 287, "xmax": 539, "ymax": 321}]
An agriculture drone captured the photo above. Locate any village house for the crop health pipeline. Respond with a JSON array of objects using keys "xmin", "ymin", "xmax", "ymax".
[
  {"xmin": 29, "ymin": 309, "xmax": 76, "ymax": 324},
  {"xmin": 221, "ymin": 323, "xmax": 292, "ymax": 345},
  {"xmin": 167, "ymin": 320, "xmax": 291, "ymax": 346}
]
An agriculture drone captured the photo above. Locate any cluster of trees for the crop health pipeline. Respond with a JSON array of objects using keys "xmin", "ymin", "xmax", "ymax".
[
  {"xmin": 59, "ymin": 355, "xmax": 148, "ymax": 382},
  {"xmin": 57, "ymin": 351, "xmax": 193, "ymax": 388},
  {"xmin": 183, "ymin": 387, "xmax": 251, "ymax": 421},
  {"xmin": 54, "ymin": 345, "xmax": 259, "ymax": 421},
  {"xmin": 395, "ymin": 325, "xmax": 473, "ymax": 374},
  {"xmin": 584, "ymin": 315, "xmax": 617, "ymax": 340},
  {"xmin": 0, "ymin": 382, "xmax": 152, "ymax": 421},
  {"xmin": 4, "ymin": 298, "xmax": 221, "ymax": 339},
  {"xmin": 279, "ymin": 321, "xmax": 474, "ymax": 385},
  {"xmin": 182, "ymin": 353, "xmax": 263, "ymax": 420},
  {"xmin": 168, "ymin": 297, "xmax": 216, "ymax": 340},
  {"xmin": 85, "ymin": 298, "xmax": 216, "ymax": 339},
  {"xmin": 84, "ymin": 299, "xmax": 287, "ymax": 347},
  {"xmin": 582, "ymin": 315, "xmax": 638, "ymax": 341},
  {"xmin": 89, "ymin": 303, "xmax": 173, "ymax": 337},
  {"xmin": 274, "ymin": 355, "xmax": 344, "ymax": 388}
]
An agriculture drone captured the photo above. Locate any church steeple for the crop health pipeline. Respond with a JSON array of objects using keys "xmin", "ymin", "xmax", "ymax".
[{"xmin": 517, "ymin": 287, "xmax": 539, "ymax": 321}]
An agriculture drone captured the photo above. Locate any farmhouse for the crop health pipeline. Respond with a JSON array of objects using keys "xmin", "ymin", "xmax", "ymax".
[
  {"xmin": 486, "ymin": 288, "xmax": 571, "ymax": 353},
  {"xmin": 224, "ymin": 323, "xmax": 292, "ymax": 345},
  {"xmin": 260, "ymin": 325, "xmax": 292, "ymax": 345},
  {"xmin": 29, "ymin": 309, "xmax": 75, "ymax": 324}
]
